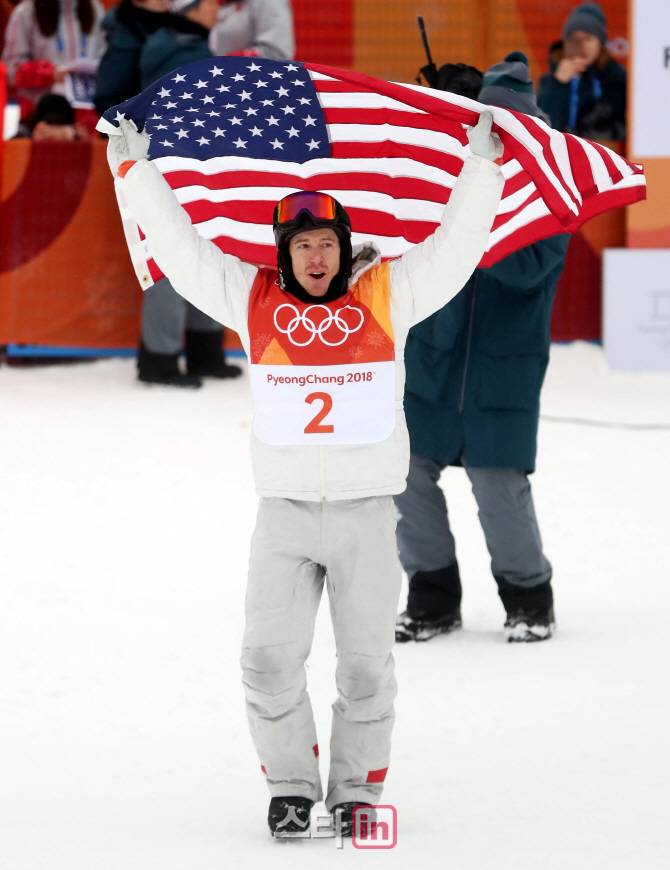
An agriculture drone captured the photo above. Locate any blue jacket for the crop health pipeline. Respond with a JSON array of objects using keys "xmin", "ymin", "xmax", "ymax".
[{"xmin": 404, "ymin": 236, "xmax": 569, "ymax": 472}]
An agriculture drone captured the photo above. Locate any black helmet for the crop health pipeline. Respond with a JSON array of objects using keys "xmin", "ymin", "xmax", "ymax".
[{"xmin": 273, "ymin": 191, "xmax": 353, "ymax": 300}]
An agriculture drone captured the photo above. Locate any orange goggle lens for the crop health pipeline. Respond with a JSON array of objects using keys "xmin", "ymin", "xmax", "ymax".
[{"xmin": 276, "ymin": 191, "xmax": 337, "ymax": 224}]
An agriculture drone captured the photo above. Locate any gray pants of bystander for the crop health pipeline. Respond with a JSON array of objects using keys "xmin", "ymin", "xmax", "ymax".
[{"xmin": 394, "ymin": 453, "xmax": 552, "ymax": 588}]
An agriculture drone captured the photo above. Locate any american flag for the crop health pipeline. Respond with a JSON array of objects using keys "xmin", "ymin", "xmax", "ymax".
[{"xmin": 98, "ymin": 57, "xmax": 646, "ymax": 289}]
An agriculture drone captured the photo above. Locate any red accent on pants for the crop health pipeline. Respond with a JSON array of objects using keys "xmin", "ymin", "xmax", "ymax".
[
  {"xmin": 313, "ymin": 744, "xmax": 319, "ymax": 757},
  {"xmin": 366, "ymin": 767, "xmax": 388, "ymax": 784},
  {"xmin": 261, "ymin": 764, "xmax": 267, "ymax": 775}
]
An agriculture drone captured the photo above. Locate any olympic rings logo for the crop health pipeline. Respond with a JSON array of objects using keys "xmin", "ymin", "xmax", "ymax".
[{"xmin": 274, "ymin": 303, "xmax": 365, "ymax": 347}]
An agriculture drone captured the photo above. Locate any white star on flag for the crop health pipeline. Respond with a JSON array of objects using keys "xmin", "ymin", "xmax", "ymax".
[
  {"xmin": 270, "ymin": 139, "xmax": 284, "ymax": 149},
  {"xmin": 233, "ymin": 137, "xmax": 247, "ymax": 148},
  {"xmin": 197, "ymin": 137, "xmax": 210, "ymax": 145},
  {"xmin": 172, "ymin": 73, "xmax": 186, "ymax": 82},
  {"xmin": 209, "ymin": 66, "xmax": 223, "ymax": 76}
]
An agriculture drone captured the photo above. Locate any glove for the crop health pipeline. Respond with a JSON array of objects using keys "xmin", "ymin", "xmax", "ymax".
[
  {"xmin": 14, "ymin": 60, "xmax": 55, "ymax": 88},
  {"xmin": 467, "ymin": 111, "xmax": 504, "ymax": 162},
  {"xmin": 107, "ymin": 118, "xmax": 150, "ymax": 176}
]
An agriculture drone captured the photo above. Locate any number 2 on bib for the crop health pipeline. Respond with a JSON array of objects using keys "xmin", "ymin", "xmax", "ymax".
[{"xmin": 304, "ymin": 392, "xmax": 334, "ymax": 434}]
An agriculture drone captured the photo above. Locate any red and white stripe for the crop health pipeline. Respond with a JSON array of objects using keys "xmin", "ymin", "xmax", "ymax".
[{"xmin": 122, "ymin": 63, "xmax": 646, "ymax": 288}]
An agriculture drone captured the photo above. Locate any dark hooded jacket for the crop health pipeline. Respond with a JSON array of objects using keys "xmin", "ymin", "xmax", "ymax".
[
  {"xmin": 403, "ymin": 235, "xmax": 570, "ymax": 472},
  {"xmin": 94, "ymin": 0, "xmax": 170, "ymax": 115},
  {"xmin": 139, "ymin": 16, "xmax": 212, "ymax": 89}
]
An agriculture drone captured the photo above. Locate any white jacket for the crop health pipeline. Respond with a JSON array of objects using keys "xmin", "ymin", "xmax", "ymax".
[
  {"xmin": 2, "ymin": 0, "xmax": 106, "ymax": 103},
  {"xmin": 120, "ymin": 155, "xmax": 504, "ymax": 501}
]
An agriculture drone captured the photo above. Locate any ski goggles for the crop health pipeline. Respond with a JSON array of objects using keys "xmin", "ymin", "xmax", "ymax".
[{"xmin": 275, "ymin": 191, "xmax": 338, "ymax": 225}]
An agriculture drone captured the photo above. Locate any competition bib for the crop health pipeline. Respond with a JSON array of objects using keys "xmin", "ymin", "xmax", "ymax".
[{"xmin": 248, "ymin": 264, "xmax": 396, "ymax": 446}]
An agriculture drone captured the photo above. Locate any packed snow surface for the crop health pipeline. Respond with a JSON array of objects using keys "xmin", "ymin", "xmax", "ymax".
[{"xmin": 1, "ymin": 342, "xmax": 669, "ymax": 869}]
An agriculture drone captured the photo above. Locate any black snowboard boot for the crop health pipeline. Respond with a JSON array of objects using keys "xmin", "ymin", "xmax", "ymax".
[
  {"xmin": 495, "ymin": 576, "xmax": 555, "ymax": 642},
  {"xmin": 137, "ymin": 342, "xmax": 202, "ymax": 388},
  {"xmin": 268, "ymin": 796, "xmax": 314, "ymax": 838},
  {"xmin": 185, "ymin": 329, "xmax": 242, "ymax": 379},
  {"xmin": 396, "ymin": 563, "xmax": 463, "ymax": 642},
  {"xmin": 332, "ymin": 802, "xmax": 375, "ymax": 838}
]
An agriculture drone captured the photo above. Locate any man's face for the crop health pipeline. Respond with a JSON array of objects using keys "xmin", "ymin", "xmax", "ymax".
[
  {"xmin": 288, "ymin": 228, "xmax": 341, "ymax": 297},
  {"xmin": 133, "ymin": 0, "xmax": 170, "ymax": 11},
  {"xmin": 564, "ymin": 30, "xmax": 602, "ymax": 66}
]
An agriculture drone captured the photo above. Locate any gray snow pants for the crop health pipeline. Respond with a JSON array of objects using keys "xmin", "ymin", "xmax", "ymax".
[
  {"xmin": 241, "ymin": 496, "xmax": 402, "ymax": 809},
  {"xmin": 394, "ymin": 454, "xmax": 552, "ymax": 588},
  {"xmin": 141, "ymin": 277, "xmax": 222, "ymax": 354}
]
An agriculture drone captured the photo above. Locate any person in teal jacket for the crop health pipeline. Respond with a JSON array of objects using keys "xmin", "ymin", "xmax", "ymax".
[
  {"xmin": 395, "ymin": 52, "xmax": 569, "ymax": 644},
  {"xmin": 131, "ymin": 0, "xmax": 242, "ymax": 386},
  {"xmin": 139, "ymin": 0, "xmax": 215, "ymax": 88},
  {"xmin": 94, "ymin": 0, "xmax": 171, "ymax": 117}
]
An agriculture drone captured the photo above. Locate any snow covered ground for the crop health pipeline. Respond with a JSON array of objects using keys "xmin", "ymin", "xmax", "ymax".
[{"xmin": 1, "ymin": 341, "xmax": 669, "ymax": 869}]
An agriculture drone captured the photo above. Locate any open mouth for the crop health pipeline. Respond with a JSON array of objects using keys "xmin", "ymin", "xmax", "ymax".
[{"xmin": 309, "ymin": 271, "xmax": 326, "ymax": 280}]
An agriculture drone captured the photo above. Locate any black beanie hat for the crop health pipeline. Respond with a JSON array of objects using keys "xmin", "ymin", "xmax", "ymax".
[{"xmin": 563, "ymin": 2, "xmax": 607, "ymax": 45}]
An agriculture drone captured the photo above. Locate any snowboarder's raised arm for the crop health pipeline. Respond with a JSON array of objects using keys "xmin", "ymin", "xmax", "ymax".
[
  {"xmin": 108, "ymin": 120, "xmax": 258, "ymax": 332},
  {"xmin": 389, "ymin": 112, "xmax": 505, "ymax": 328}
]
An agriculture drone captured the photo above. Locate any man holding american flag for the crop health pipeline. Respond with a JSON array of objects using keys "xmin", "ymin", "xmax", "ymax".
[
  {"xmin": 100, "ymin": 55, "xmax": 644, "ymax": 838},
  {"xmin": 103, "ymin": 55, "xmax": 507, "ymax": 837}
]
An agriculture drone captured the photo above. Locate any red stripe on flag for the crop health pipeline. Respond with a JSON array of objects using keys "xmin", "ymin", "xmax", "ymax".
[
  {"xmin": 163, "ymin": 169, "xmax": 453, "ymax": 204},
  {"xmin": 181, "ymin": 199, "xmax": 440, "ymax": 244},
  {"xmin": 330, "ymin": 141, "xmax": 464, "ymax": 176},
  {"xmin": 322, "ymin": 107, "xmax": 469, "ymax": 142},
  {"xmin": 366, "ymin": 767, "xmax": 388, "ymax": 784}
]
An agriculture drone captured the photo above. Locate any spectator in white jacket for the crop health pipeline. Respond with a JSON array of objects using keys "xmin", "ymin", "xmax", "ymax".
[
  {"xmin": 107, "ymin": 111, "xmax": 504, "ymax": 838},
  {"xmin": 2, "ymin": 0, "xmax": 106, "ymax": 108},
  {"xmin": 211, "ymin": 0, "xmax": 294, "ymax": 60}
]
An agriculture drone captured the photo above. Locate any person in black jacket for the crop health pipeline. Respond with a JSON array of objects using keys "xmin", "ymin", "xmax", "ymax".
[
  {"xmin": 537, "ymin": 2, "xmax": 626, "ymax": 139},
  {"xmin": 395, "ymin": 53, "xmax": 569, "ymax": 644},
  {"xmin": 94, "ymin": 0, "xmax": 170, "ymax": 116}
]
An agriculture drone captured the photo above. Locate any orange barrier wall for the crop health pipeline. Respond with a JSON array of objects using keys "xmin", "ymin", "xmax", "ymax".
[{"xmin": 0, "ymin": 140, "xmax": 141, "ymax": 347}]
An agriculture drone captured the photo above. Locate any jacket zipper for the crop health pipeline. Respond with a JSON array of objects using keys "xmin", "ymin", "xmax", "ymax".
[
  {"xmin": 319, "ymin": 446, "xmax": 327, "ymax": 501},
  {"xmin": 458, "ymin": 274, "xmax": 478, "ymax": 415}
]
